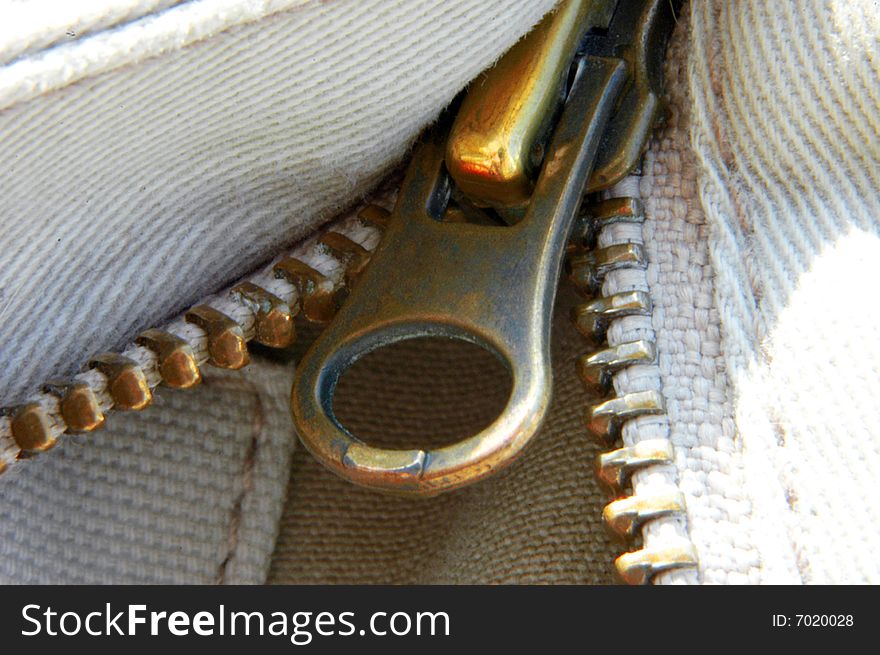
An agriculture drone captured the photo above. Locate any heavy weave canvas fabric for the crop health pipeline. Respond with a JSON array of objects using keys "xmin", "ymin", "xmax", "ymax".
[{"xmin": 0, "ymin": 362, "xmax": 295, "ymax": 584}]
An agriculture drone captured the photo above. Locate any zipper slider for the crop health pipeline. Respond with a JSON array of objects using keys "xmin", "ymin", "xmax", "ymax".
[{"xmin": 291, "ymin": 0, "xmax": 676, "ymax": 495}]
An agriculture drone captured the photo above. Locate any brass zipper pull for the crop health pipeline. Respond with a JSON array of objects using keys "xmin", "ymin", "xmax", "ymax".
[{"xmin": 291, "ymin": 0, "xmax": 676, "ymax": 496}]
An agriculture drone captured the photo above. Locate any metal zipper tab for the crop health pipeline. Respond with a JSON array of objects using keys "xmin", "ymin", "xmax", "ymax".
[
  {"xmin": 230, "ymin": 283, "xmax": 297, "ymax": 350},
  {"xmin": 572, "ymin": 290, "xmax": 653, "ymax": 344},
  {"xmin": 595, "ymin": 438, "xmax": 674, "ymax": 494},
  {"xmin": 184, "ymin": 306, "xmax": 250, "ymax": 370},
  {"xmin": 616, "ymin": 544, "xmax": 699, "ymax": 585},
  {"xmin": 291, "ymin": 0, "xmax": 676, "ymax": 496}
]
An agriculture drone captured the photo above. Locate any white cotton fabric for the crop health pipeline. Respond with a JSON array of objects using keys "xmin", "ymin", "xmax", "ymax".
[
  {"xmin": 0, "ymin": 1, "xmax": 318, "ymax": 109},
  {"xmin": 0, "ymin": 0, "xmax": 557, "ymax": 407},
  {"xmin": 677, "ymin": 0, "xmax": 880, "ymax": 583}
]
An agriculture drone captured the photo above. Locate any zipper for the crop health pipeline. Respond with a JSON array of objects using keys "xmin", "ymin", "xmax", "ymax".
[
  {"xmin": 572, "ymin": 189, "xmax": 697, "ymax": 583},
  {"xmin": 290, "ymin": 0, "xmax": 678, "ymax": 497},
  {"xmin": 0, "ymin": 194, "xmax": 392, "ymax": 464},
  {"xmin": 0, "ymin": 0, "xmax": 696, "ymax": 583}
]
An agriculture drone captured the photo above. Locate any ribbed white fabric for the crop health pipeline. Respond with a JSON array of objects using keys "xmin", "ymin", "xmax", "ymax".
[
  {"xmin": 684, "ymin": 0, "xmax": 880, "ymax": 583},
  {"xmin": 0, "ymin": 1, "xmax": 323, "ymax": 109},
  {"xmin": 0, "ymin": 0, "xmax": 557, "ymax": 408}
]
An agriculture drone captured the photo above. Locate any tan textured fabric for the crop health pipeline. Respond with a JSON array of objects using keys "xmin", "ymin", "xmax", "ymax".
[
  {"xmin": 268, "ymin": 287, "xmax": 620, "ymax": 584},
  {"xmin": 0, "ymin": 362, "xmax": 295, "ymax": 584}
]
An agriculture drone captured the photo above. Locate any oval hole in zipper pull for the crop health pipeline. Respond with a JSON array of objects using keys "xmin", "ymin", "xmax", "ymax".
[{"xmin": 292, "ymin": 0, "xmax": 672, "ymax": 496}]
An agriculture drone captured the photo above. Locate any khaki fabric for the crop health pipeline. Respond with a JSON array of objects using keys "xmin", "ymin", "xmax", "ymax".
[
  {"xmin": 0, "ymin": 364, "xmax": 295, "ymax": 584},
  {"xmin": 268, "ymin": 287, "xmax": 620, "ymax": 584}
]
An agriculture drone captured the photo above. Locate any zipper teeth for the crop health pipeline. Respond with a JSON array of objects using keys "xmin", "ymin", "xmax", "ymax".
[
  {"xmin": 0, "ymin": 190, "xmax": 396, "ymax": 475},
  {"xmin": 570, "ymin": 178, "xmax": 699, "ymax": 584},
  {"xmin": 0, "ymin": 174, "xmax": 698, "ymax": 583}
]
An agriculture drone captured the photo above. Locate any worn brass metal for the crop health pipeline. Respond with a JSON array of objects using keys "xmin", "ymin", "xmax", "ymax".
[
  {"xmin": 586, "ymin": 389, "xmax": 665, "ymax": 444},
  {"xmin": 318, "ymin": 232, "xmax": 372, "ymax": 287},
  {"xmin": 603, "ymin": 491, "xmax": 687, "ymax": 539},
  {"xmin": 4, "ymin": 403, "xmax": 57, "ymax": 452},
  {"xmin": 293, "ymin": 54, "xmax": 629, "ymax": 495},
  {"xmin": 446, "ymin": 0, "xmax": 678, "ymax": 205},
  {"xmin": 446, "ymin": 0, "xmax": 615, "ymax": 208},
  {"xmin": 616, "ymin": 544, "xmax": 699, "ymax": 585},
  {"xmin": 274, "ymin": 258, "xmax": 341, "ymax": 324},
  {"xmin": 591, "ymin": 196, "xmax": 645, "ymax": 222},
  {"xmin": 42, "ymin": 380, "xmax": 105, "ymax": 432},
  {"xmin": 572, "ymin": 196, "xmax": 646, "ymax": 250},
  {"xmin": 567, "ymin": 243, "xmax": 647, "ymax": 296},
  {"xmin": 577, "ymin": 339, "xmax": 656, "ymax": 395},
  {"xmin": 89, "ymin": 353, "xmax": 152, "ymax": 410},
  {"xmin": 595, "ymin": 438, "xmax": 673, "ymax": 493},
  {"xmin": 572, "ymin": 290, "xmax": 652, "ymax": 344},
  {"xmin": 231, "ymin": 282, "xmax": 296, "ymax": 349},
  {"xmin": 184, "ymin": 305, "xmax": 249, "ymax": 370},
  {"xmin": 136, "ymin": 329, "xmax": 202, "ymax": 388},
  {"xmin": 357, "ymin": 204, "xmax": 391, "ymax": 231},
  {"xmin": 586, "ymin": 0, "xmax": 678, "ymax": 192},
  {"xmin": 290, "ymin": 0, "xmax": 677, "ymax": 496}
]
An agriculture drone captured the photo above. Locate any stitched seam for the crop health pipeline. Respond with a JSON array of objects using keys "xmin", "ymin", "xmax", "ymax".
[{"xmin": 214, "ymin": 376, "xmax": 265, "ymax": 584}]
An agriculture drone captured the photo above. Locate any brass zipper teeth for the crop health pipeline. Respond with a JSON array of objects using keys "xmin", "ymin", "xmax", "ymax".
[
  {"xmin": 0, "ymin": 195, "xmax": 393, "ymax": 475},
  {"xmin": 615, "ymin": 544, "xmax": 700, "ymax": 586},
  {"xmin": 570, "ymin": 189, "xmax": 699, "ymax": 584},
  {"xmin": 0, "ymin": 177, "xmax": 697, "ymax": 584}
]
